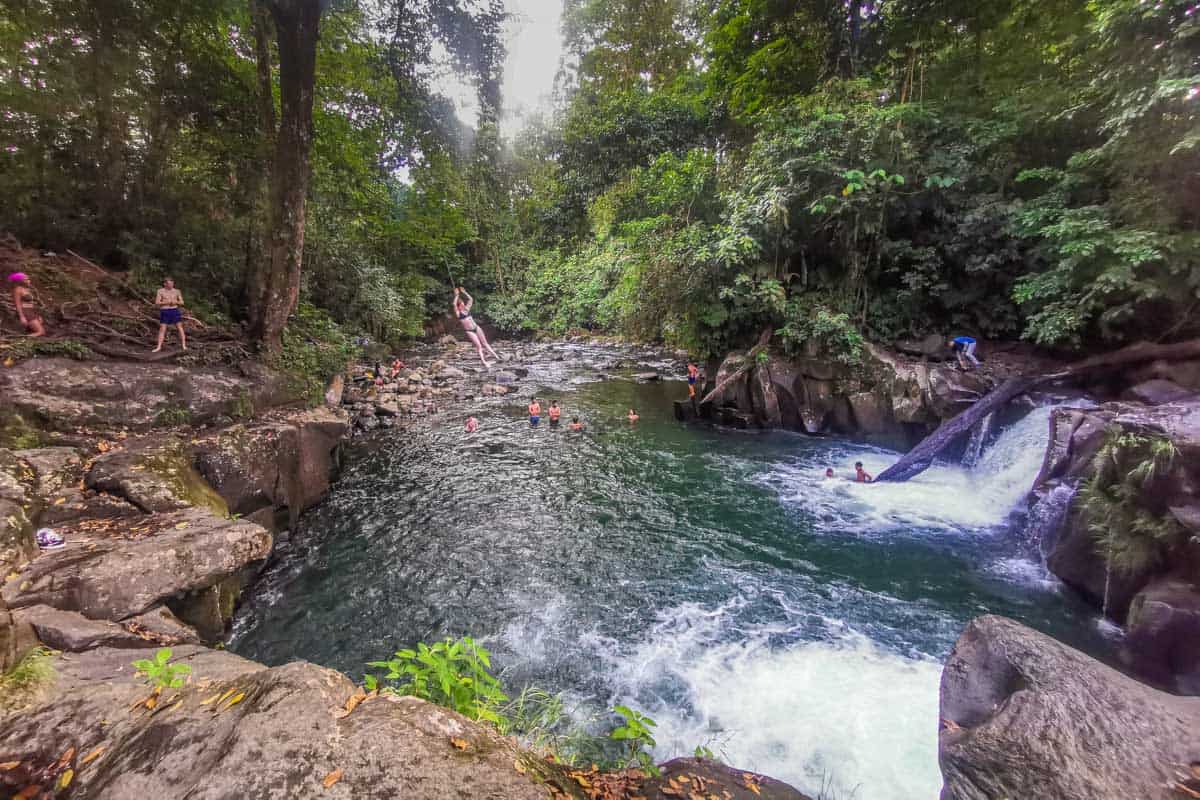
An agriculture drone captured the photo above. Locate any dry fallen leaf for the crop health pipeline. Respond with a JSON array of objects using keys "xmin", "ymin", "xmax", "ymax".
[
  {"xmin": 335, "ymin": 687, "xmax": 367, "ymax": 719},
  {"xmin": 224, "ymin": 691, "xmax": 246, "ymax": 709},
  {"xmin": 56, "ymin": 746, "xmax": 76, "ymax": 770},
  {"xmin": 322, "ymin": 768, "xmax": 343, "ymax": 788},
  {"xmin": 200, "ymin": 692, "xmax": 223, "ymax": 706},
  {"xmin": 58, "ymin": 768, "xmax": 74, "ymax": 789},
  {"xmin": 513, "ymin": 760, "xmax": 526, "ymax": 775},
  {"xmin": 449, "ymin": 737, "xmax": 469, "ymax": 751},
  {"xmin": 15, "ymin": 785, "xmax": 39, "ymax": 799},
  {"xmin": 0, "ymin": 761, "xmax": 19, "ymax": 770},
  {"xmin": 175, "ymin": 521, "xmax": 189, "ymax": 530},
  {"xmin": 941, "ymin": 718, "xmax": 962, "ymax": 732},
  {"xmin": 81, "ymin": 746, "xmax": 105, "ymax": 766},
  {"xmin": 53, "ymin": 497, "xmax": 67, "ymax": 505}
]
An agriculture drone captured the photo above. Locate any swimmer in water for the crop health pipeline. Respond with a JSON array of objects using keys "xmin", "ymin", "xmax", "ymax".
[
  {"xmin": 454, "ymin": 286, "xmax": 500, "ymax": 367},
  {"xmin": 825, "ymin": 468, "xmax": 835, "ymax": 479},
  {"xmin": 855, "ymin": 461, "xmax": 873, "ymax": 483},
  {"xmin": 548, "ymin": 400, "xmax": 561, "ymax": 428},
  {"xmin": 465, "ymin": 416, "xmax": 478, "ymax": 433},
  {"xmin": 569, "ymin": 417, "xmax": 584, "ymax": 431},
  {"xmin": 627, "ymin": 408, "xmax": 639, "ymax": 423},
  {"xmin": 687, "ymin": 362, "xmax": 699, "ymax": 398},
  {"xmin": 529, "ymin": 397, "xmax": 542, "ymax": 427}
]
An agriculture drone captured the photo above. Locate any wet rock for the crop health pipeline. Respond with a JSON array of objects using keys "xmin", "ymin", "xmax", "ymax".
[
  {"xmin": 634, "ymin": 371, "xmax": 660, "ymax": 382},
  {"xmin": 2, "ymin": 507, "xmax": 272, "ymax": 622},
  {"xmin": 440, "ymin": 366, "xmax": 467, "ymax": 379},
  {"xmin": 1125, "ymin": 577, "xmax": 1200, "ymax": 694},
  {"xmin": 939, "ymin": 615, "xmax": 1200, "ymax": 800},
  {"xmin": 0, "ymin": 358, "xmax": 296, "ymax": 432},
  {"xmin": 87, "ymin": 436, "xmax": 227, "ymax": 516},
  {"xmin": 494, "ymin": 370, "xmax": 519, "ymax": 385},
  {"xmin": 847, "ymin": 391, "xmax": 894, "ymax": 435},
  {"xmin": 1122, "ymin": 378, "xmax": 1195, "ymax": 406},
  {"xmin": 375, "ymin": 402, "xmax": 399, "ymax": 417},
  {"xmin": 673, "ymin": 399, "xmax": 699, "ymax": 422},
  {"xmin": 0, "ymin": 646, "xmax": 550, "ymax": 800},
  {"xmin": 438, "ymin": 333, "xmax": 458, "ymax": 346}
]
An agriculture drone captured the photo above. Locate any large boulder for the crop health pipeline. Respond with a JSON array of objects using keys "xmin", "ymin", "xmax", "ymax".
[
  {"xmin": 1125, "ymin": 577, "xmax": 1200, "ymax": 694},
  {"xmin": 0, "ymin": 358, "xmax": 298, "ymax": 433},
  {"xmin": 1123, "ymin": 378, "xmax": 1195, "ymax": 406},
  {"xmin": 2, "ymin": 507, "xmax": 271, "ymax": 623},
  {"xmin": 0, "ymin": 646, "xmax": 550, "ymax": 800},
  {"xmin": 939, "ymin": 615, "xmax": 1200, "ymax": 800},
  {"xmin": 193, "ymin": 408, "xmax": 347, "ymax": 530},
  {"xmin": 86, "ymin": 436, "xmax": 228, "ymax": 516}
]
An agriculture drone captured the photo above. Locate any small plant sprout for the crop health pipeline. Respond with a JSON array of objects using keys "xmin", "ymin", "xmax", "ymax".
[
  {"xmin": 133, "ymin": 647, "xmax": 192, "ymax": 690},
  {"xmin": 609, "ymin": 705, "xmax": 660, "ymax": 776}
]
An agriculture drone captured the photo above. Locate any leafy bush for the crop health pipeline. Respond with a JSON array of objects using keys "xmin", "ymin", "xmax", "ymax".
[
  {"xmin": 2, "ymin": 338, "xmax": 92, "ymax": 362},
  {"xmin": 366, "ymin": 636, "xmax": 509, "ymax": 725},
  {"xmin": 273, "ymin": 303, "xmax": 356, "ymax": 405},
  {"xmin": 132, "ymin": 647, "xmax": 192, "ymax": 690},
  {"xmin": 778, "ymin": 300, "xmax": 865, "ymax": 364},
  {"xmin": 1080, "ymin": 430, "xmax": 1190, "ymax": 579}
]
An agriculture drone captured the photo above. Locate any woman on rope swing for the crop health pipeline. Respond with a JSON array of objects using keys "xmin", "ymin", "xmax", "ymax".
[{"xmin": 453, "ymin": 286, "xmax": 500, "ymax": 368}]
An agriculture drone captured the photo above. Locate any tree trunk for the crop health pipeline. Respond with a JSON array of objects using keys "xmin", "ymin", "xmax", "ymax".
[
  {"xmin": 875, "ymin": 338, "xmax": 1200, "ymax": 483},
  {"xmin": 249, "ymin": 0, "xmax": 321, "ymax": 355}
]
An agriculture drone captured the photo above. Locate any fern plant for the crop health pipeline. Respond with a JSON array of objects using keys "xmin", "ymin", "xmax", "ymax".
[
  {"xmin": 365, "ymin": 636, "xmax": 509, "ymax": 725},
  {"xmin": 1080, "ymin": 430, "xmax": 1188, "ymax": 577}
]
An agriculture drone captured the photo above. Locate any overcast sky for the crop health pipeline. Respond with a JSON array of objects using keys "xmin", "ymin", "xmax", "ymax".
[{"xmin": 436, "ymin": 0, "xmax": 564, "ymax": 139}]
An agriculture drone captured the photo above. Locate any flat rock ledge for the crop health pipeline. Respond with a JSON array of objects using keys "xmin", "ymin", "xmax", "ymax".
[
  {"xmin": 2, "ymin": 507, "xmax": 271, "ymax": 622},
  {"xmin": 939, "ymin": 615, "xmax": 1200, "ymax": 800}
]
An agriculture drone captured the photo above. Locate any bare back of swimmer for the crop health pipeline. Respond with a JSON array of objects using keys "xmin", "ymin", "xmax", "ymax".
[{"xmin": 453, "ymin": 287, "xmax": 500, "ymax": 368}]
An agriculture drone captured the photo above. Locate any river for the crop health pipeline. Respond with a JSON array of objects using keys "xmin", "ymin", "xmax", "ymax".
[{"xmin": 228, "ymin": 342, "xmax": 1105, "ymax": 799}]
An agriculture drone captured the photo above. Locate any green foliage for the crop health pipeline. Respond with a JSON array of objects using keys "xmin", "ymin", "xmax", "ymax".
[
  {"xmin": 1, "ymin": 338, "xmax": 92, "ymax": 362},
  {"xmin": 273, "ymin": 303, "xmax": 356, "ymax": 405},
  {"xmin": 778, "ymin": 302, "xmax": 865, "ymax": 365},
  {"xmin": 609, "ymin": 704, "xmax": 661, "ymax": 776},
  {"xmin": 1081, "ymin": 430, "xmax": 1190, "ymax": 577},
  {"xmin": 366, "ymin": 636, "xmax": 509, "ymax": 725},
  {"xmin": 155, "ymin": 404, "xmax": 193, "ymax": 428},
  {"xmin": 132, "ymin": 647, "xmax": 192, "ymax": 690},
  {"xmin": 0, "ymin": 646, "xmax": 55, "ymax": 711}
]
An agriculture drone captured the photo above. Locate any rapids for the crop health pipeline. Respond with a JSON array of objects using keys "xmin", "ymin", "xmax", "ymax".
[{"xmin": 229, "ymin": 342, "xmax": 1104, "ymax": 799}]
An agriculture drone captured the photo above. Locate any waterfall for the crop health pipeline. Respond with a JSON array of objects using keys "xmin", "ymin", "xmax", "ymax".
[
  {"xmin": 1024, "ymin": 482, "xmax": 1077, "ymax": 559},
  {"xmin": 962, "ymin": 411, "xmax": 996, "ymax": 468}
]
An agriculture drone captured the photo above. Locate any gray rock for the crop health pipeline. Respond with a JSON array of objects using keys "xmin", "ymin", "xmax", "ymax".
[
  {"xmin": 939, "ymin": 615, "xmax": 1200, "ymax": 800},
  {"xmin": 86, "ymin": 436, "xmax": 228, "ymax": 515},
  {"xmin": 651, "ymin": 758, "xmax": 812, "ymax": 800},
  {"xmin": 1126, "ymin": 577, "xmax": 1200, "ymax": 694},
  {"xmin": 848, "ymin": 391, "xmax": 894, "ymax": 435},
  {"xmin": 2, "ymin": 507, "xmax": 271, "ymax": 622},
  {"xmin": 1123, "ymin": 378, "xmax": 1196, "ymax": 406},
  {"xmin": 0, "ymin": 646, "xmax": 549, "ymax": 800},
  {"xmin": 0, "ymin": 358, "xmax": 297, "ymax": 433},
  {"xmin": 634, "ymin": 371, "xmax": 660, "ymax": 382},
  {"xmin": 14, "ymin": 604, "xmax": 198, "ymax": 651},
  {"xmin": 439, "ymin": 366, "xmax": 467, "ymax": 379},
  {"xmin": 494, "ymin": 370, "xmax": 519, "ymax": 385},
  {"xmin": 0, "ymin": 449, "xmax": 37, "ymax": 576}
]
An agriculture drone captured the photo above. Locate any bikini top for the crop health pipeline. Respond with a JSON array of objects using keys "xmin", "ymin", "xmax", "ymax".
[{"xmin": 458, "ymin": 311, "xmax": 471, "ymax": 320}]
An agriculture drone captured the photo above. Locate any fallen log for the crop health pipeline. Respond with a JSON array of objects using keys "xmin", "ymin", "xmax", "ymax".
[
  {"xmin": 699, "ymin": 326, "xmax": 773, "ymax": 406},
  {"xmin": 875, "ymin": 338, "xmax": 1200, "ymax": 483}
]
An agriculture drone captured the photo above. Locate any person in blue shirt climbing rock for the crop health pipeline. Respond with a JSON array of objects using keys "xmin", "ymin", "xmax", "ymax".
[{"xmin": 949, "ymin": 335, "xmax": 980, "ymax": 370}]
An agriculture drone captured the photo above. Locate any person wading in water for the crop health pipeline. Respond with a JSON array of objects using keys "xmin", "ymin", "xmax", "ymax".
[
  {"xmin": 8, "ymin": 272, "xmax": 45, "ymax": 337},
  {"xmin": 152, "ymin": 277, "xmax": 187, "ymax": 352},
  {"xmin": 453, "ymin": 286, "xmax": 500, "ymax": 367}
]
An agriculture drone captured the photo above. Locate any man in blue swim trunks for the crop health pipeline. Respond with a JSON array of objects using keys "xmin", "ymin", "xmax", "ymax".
[
  {"xmin": 528, "ymin": 397, "xmax": 541, "ymax": 427},
  {"xmin": 949, "ymin": 335, "xmax": 979, "ymax": 370},
  {"xmin": 152, "ymin": 277, "xmax": 187, "ymax": 352}
]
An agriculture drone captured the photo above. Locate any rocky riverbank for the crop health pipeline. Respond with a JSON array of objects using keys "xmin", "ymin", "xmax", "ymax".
[{"xmin": 0, "ymin": 342, "xmax": 813, "ymax": 800}]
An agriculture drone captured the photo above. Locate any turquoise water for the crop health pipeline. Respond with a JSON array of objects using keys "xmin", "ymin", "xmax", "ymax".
[{"xmin": 229, "ymin": 343, "xmax": 1104, "ymax": 799}]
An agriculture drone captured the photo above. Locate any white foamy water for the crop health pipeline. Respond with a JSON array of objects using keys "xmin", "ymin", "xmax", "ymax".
[
  {"xmin": 594, "ymin": 600, "xmax": 943, "ymax": 800},
  {"xmin": 764, "ymin": 406, "xmax": 1055, "ymax": 535}
]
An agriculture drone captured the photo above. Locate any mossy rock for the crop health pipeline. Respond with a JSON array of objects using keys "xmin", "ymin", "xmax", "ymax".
[
  {"xmin": 86, "ymin": 437, "xmax": 228, "ymax": 517},
  {"xmin": 0, "ymin": 411, "xmax": 44, "ymax": 451}
]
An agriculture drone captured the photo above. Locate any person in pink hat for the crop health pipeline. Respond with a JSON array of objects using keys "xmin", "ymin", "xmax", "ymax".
[{"xmin": 8, "ymin": 272, "xmax": 45, "ymax": 337}]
